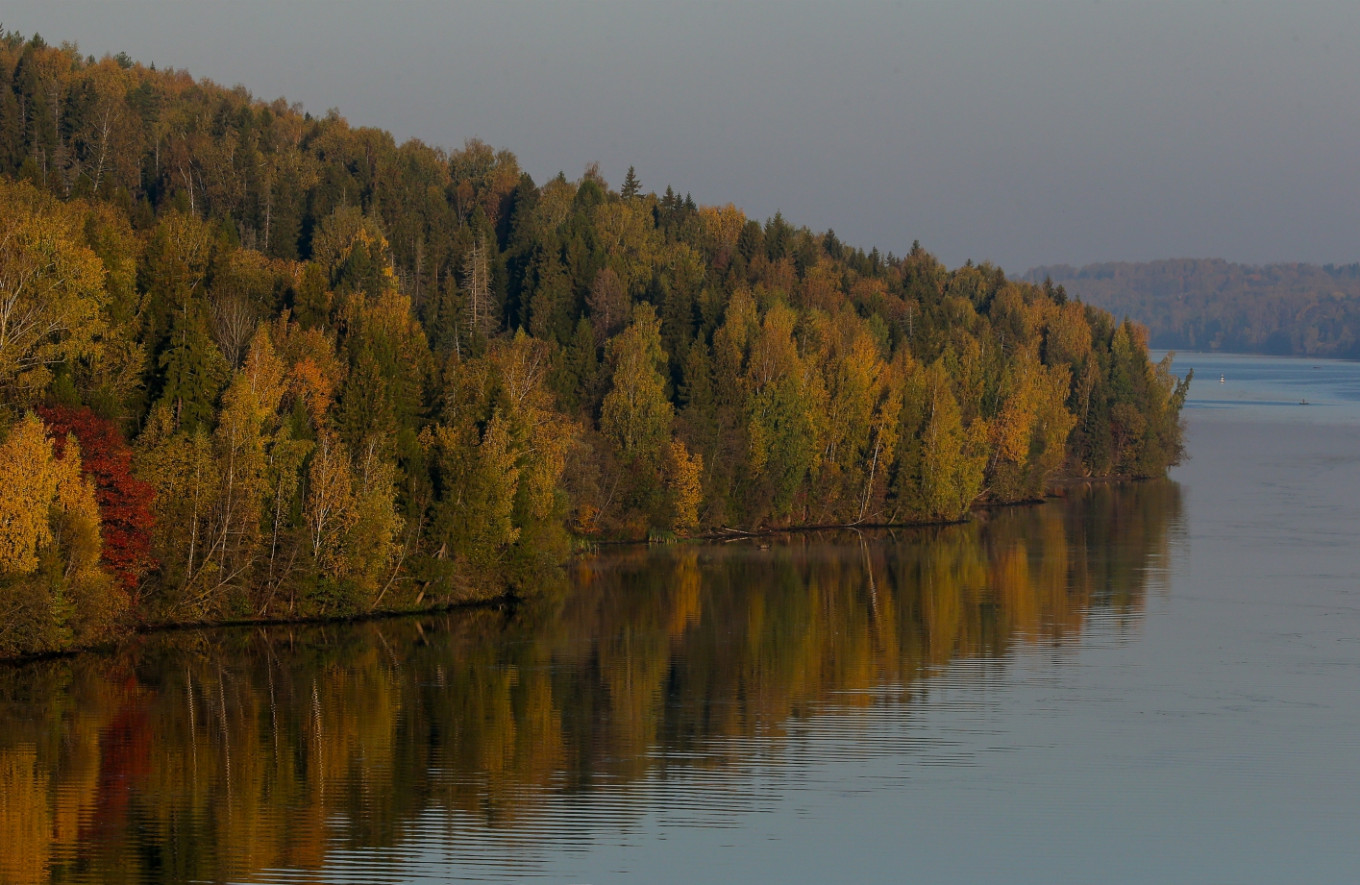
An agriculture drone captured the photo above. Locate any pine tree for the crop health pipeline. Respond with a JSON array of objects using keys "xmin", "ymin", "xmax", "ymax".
[
  {"xmin": 154, "ymin": 306, "xmax": 229, "ymax": 433},
  {"xmin": 621, "ymin": 165, "xmax": 641, "ymax": 200}
]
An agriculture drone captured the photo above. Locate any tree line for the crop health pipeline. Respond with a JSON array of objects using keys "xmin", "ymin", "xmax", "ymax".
[
  {"xmin": 1026, "ymin": 258, "xmax": 1360, "ymax": 358},
  {"xmin": 0, "ymin": 33, "xmax": 1189, "ymax": 657}
]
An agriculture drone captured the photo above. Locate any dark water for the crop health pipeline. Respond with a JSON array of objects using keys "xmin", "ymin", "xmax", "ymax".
[{"xmin": 4, "ymin": 353, "xmax": 1360, "ymax": 884}]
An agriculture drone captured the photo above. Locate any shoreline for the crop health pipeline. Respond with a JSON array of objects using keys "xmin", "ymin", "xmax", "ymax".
[{"xmin": 0, "ymin": 472, "xmax": 1158, "ymax": 666}]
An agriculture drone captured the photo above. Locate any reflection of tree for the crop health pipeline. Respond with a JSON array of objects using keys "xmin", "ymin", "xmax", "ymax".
[{"xmin": 0, "ymin": 479, "xmax": 1180, "ymax": 884}]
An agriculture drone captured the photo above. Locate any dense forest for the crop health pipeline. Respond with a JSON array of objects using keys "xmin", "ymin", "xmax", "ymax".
[
  {"xmin": 0, "ymin": 33, "xmax": 1188, "ymax": 657},
  {"xmin": 1026, "ymin": 259, "xmax": 1360, "ymax": 357}
]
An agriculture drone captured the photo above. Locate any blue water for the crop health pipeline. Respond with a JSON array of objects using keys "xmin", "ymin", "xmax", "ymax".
[
  {"xmin": 1161, "ymin": 349, "xmax": 1360, "ymax": 423},
  {"xmin": 8, "ymin": 352, "xmax": 1360, "ymax": 884},
  {"xmin": 313, "ymin": 353, "xmax": 1360, "ymax": 882},
  {"xmin": 523, "ymin": 353, "xmax": 1360, "ymax": 883}
]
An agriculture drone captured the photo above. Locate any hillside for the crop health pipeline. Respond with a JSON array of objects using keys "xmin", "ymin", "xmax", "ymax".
[
  {"xmin": 1025, "ymin": 259, "xmax": 1360, "ymax": 357},
  {"xmin": 0, "ymin": 32, "xmax": 1187, "ymax": 656}
]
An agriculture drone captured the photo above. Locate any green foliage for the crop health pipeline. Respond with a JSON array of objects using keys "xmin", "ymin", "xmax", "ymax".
[
  {"xmin": 154, "ymin": 306, "xmax": 229, "ymax": 433},
  {"xmin": 0, "ymin": 33, "xmax": 1188, "ymax": 656},
  {"xmin": 600, "ymin": 305, "xmax": 672, "ymax": 465}
]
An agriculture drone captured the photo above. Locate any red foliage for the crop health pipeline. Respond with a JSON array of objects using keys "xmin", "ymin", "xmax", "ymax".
[
  {"xmin": 39, "ymin": 405, "xmax": 156, "ymax": 593},
  {"xmin": 82, "ymin": 676, "xmax": 153, "ymax": 849}
]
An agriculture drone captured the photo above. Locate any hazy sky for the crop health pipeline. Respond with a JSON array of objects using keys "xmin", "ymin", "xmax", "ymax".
[{"xmin": 5, "ymin": 1, "xmax": 1358, "ymax": 272}]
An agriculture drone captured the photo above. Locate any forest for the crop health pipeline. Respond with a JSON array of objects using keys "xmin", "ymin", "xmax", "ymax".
[
  {"xmin": 0, "ymin": 32, "xmax": 1188, "ymax": 657},
  {"xmin": 1026, "ymin": 259, "xmax": 1360, "ymax": 357}
]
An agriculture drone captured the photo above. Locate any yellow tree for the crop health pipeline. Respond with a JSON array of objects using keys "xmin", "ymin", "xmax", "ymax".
[
  {"xmin": 310, "ymin": 206, "xmax": 395, "ymax": 296},
  {"xmin": 662, "ymin": 440, "xmax": 704, "ymax": 533},
  {"xmin": 343, "ymin": 439, "xmax": 401, "ymax": 600},
  {"xmin": 592, "ymin": 200, "xmax": 659, "ymax": 294},
  {"xmin": 808, "ymin": 310, "xmax": 888, "ymax": 518},
  {"xmin": 587, "ymin": 267, "xmax": 630, "ymax": 345},
  {"xmin": 206, "ymin": 328, "xmax": 287, "ymax": 597},
  {"xmin": 918, "ymin": 361, "xmax": 988, "ymax": 521},
  {"xmin": 0, "ymin": 416, "xmax": 63, "ymax": 576},
  {"xmin": 743, "ymin": 302, "xmax": 828, "ymax": 519},
  {"xmin": 74, "ymin": 202, "xmax": 145, "ymax": 411},
  {"xmin": 304, "ymin": 430, "xmax": 357, "ymax": 577},
  {"xmin": 0, "ymin": 415, "xmax": 117, "ymax": 655},
  {"xmin": 857, "ymin": 357, "xmax": 905, "ymax": 524},
  {"xmin": 597, "ymin": 301, "xmax": 679, "ymax": 531},
  {"xmin": 429, "ymin": 331, "xmax": 573, "ymax": 574},
  {"xmin": 73, "ymin": 57, "xmax": 142, "ymax": 197},
  {"xmin": 298, "ymin": 419, "xmax": 400, "ymax": 610},
  {"xmin": 987, "ymin": 348, "xmax": 1076, "ymax": 502},
  {"xmin": 0, "ymin": 181, "xmax": 106, "ymax": 403},
  {"xmin": 600, "ymin": 304, "xmax": 673, "ymax": 467},
  {"xmin": 487, "ymin": 331, "xmax": 572, "ymax": 530},
  {"xmin": 133, "ymin": 405, "xmax": 219, "ymax": 616},
  {"xmin": 696, "ymin": 204, "xmax": 746, "ymax": 259}
]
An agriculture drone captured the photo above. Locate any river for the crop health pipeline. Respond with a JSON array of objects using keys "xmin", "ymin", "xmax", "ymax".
[{"xmin": 3, "ymin": 352, "xmax": 1360, "ymax": 883}]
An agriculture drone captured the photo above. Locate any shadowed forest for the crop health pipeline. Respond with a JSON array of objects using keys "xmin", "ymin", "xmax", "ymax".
[
  {"xmin": 0, "ymin": 481, "xmax": 1180, "ymax": 885},
  {"xmin": 0, "ymin": 33, "xmax": 1187, "ymax": 657}
]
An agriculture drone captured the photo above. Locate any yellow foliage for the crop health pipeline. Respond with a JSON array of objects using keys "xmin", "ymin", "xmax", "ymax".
[
  {"xmin": 799, "ymin": 257, "xmax": 844, "ymax": 313},
  {"xmin": 600, "ymin": 305, "xmax": 673, "ymax": 463},
  {"xmin": 485, "ymin": 332, "xmax": 573, "ymax": 523},
  {"xmin": 697, "ymin": 203, "xmax": 746, "ymax": 254},
  {"xmin": 712, "ymin": 288, "xmax": 759, "ymax": 400},
  {"xmin": 241, "ymin": 326, "xmax": 288, "ymax": 420},
  {"xmin": 919, "ymin": 363, "xmax": 988, "ymax": 520},
  {"xmin": 663, "ymin": 440, "xmax": 704, "ymax": 533},
  {"xmin": 344, "ymin": 442, "xmax": 402, "ymax": 594},
  {"xmin": 304, "ymin": 431, "xmax": 357, "ymax": 574},
  {"xmin": 273, "ymin": 317, "xmax": 343, "ymax": 423},
  {"xmin": 0, "ymin": 416, "xmax": 102, "ymax": 579},
  {"xmin": 309, "ymin": 206, "xmax": 395, "ymax": 289},
  {"xmin": 989, "ymin": 348, "xmax": 1077, "ymax": 499},
  {"xmin": 746, "ymin": 302, "xmax": 801, "ymax": 392},
  {"xmin": 592, "ymin": 201, "xmax": 660, "ymax": 292},
  {"xmin": 0, "ymin": 746, "xmax": 50, "ymax": 885},
  {"xmin": 0, "ymin": 416, "xmax": 117, "ymax": 653},
  {"xmin": 0, "ymin": 416, "xmax": 60, "ymax": 575},
  {"xmin": 0, "ymin": 180, "xmax": 107, "ymax": 399},
  {"xmin": 1046, "ymin": 300, "xmax": 1094, "ymax": 367},
  {"xmin": 134, "ymin": 407, "xmax": 220, "ymax": 612},
  {"xmin": 50, "ymin": 439, "xmax": 104, "ymax": 575}
]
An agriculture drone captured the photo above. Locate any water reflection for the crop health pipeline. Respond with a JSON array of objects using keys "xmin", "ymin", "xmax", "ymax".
[{"xmin": 0, "ymin": 481, "xmax": 1180, "ymax": 885}]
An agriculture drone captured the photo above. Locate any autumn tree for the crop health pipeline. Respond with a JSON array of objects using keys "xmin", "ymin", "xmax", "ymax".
[
  {"xmin": 37, "ymin": 405, "xmax": 155, "ymax": 594},
  {"xmin": 743, "ymin": 302, "xmax": 827, "ymax": 520},
  {"xmin": 0, "ymin": 180, "xmax": 106, "ymax": 404},
  {"xmin": 0, "ymin": 414, "xmax": 120, "ymax": 656},
  {"xmin": 0, "ymin": 33, "xmax": 1192, "ymax": 651},
  {"xmin": 600, "ymin": 304, "xmax": 673, "ymax": 468}
]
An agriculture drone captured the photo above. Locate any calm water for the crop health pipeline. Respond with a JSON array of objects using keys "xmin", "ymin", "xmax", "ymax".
[{"xmin": 4, "ymin": 353, "xmax": 1360, "ymax": 884}]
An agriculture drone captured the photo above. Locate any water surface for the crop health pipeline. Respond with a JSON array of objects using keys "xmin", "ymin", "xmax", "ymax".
[{"xmin": 5, "ymin": 353, "xmax": 1360, "ymax": 883}]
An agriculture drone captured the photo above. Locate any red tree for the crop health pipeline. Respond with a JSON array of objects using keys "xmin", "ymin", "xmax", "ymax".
[{"xmin": 39, "ymin": 405, "xmax": 156, "ymax": 595}]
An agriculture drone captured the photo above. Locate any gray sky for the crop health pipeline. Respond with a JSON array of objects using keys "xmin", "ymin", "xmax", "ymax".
[{"xmin": 5, "ymin": 1, "xmax": 1358, "ymax": 272}]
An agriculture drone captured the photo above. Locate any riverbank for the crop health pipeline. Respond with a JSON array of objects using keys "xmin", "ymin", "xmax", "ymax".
[{"xmin": 1, "ymin": 471, "xmax": 1156, "ymax": 664}]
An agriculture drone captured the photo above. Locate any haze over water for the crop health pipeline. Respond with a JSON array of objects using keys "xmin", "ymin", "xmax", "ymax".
[{"xmin": 4, "ymin": 352, "xmax": 1360, "ymax": 883}]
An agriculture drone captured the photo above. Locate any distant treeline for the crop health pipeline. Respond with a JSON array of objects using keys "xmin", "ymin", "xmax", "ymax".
[
  {"xmin": 1025, "ymin": 259, "xmax": 1360, "ymax": 358},
  {"xmin": 0, "ymin": 32, "xmax": 1187, "ymax": 657}
]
